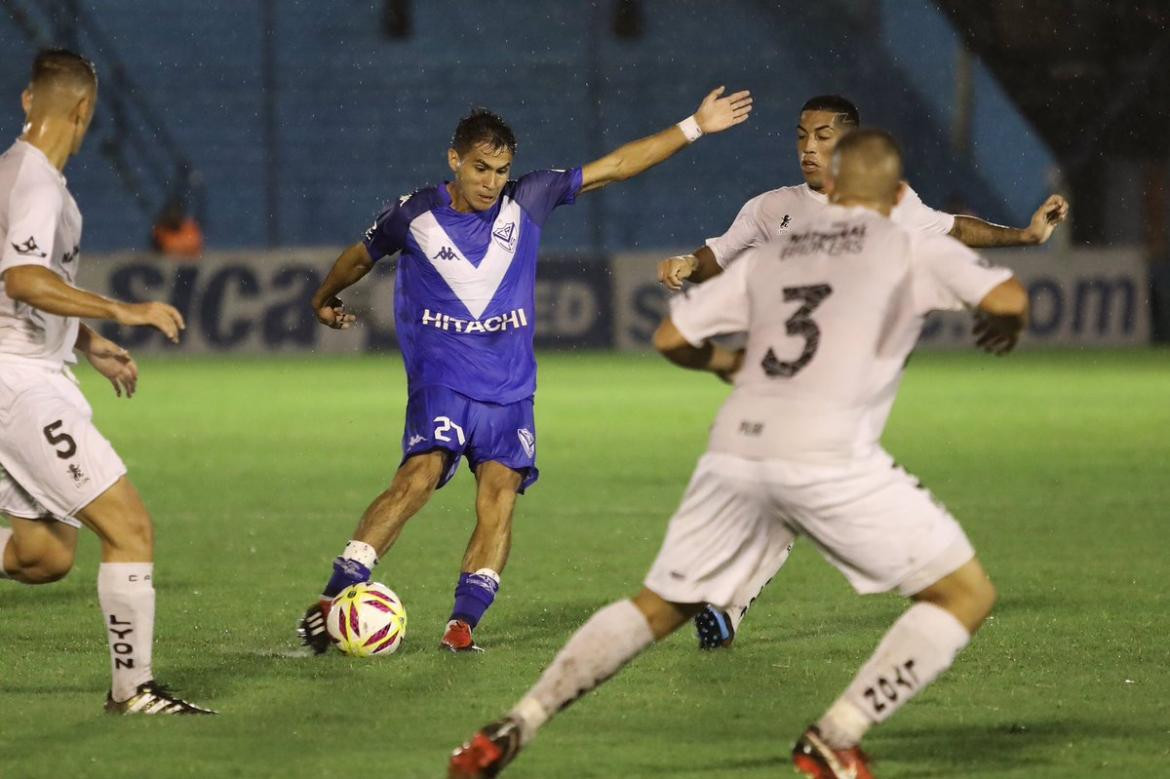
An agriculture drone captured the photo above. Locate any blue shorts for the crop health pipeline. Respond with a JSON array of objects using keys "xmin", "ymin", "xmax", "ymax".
[{"xmin": 401, "ymin": 386, "xmax": 538, "ymax": 492}]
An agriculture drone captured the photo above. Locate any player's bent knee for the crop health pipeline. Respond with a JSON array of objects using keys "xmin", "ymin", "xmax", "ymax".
[
  {"xmin": 970, "ymin": 576, "xmax": 998, "ymax": 622},
  {"xmin": 914, "ymin": 560, "xmax": 997, "ymax": 633},
  {"xmin": 632, "ymin": 588, "xmax": 701, "ymax": 640},
  {"xmin": 952, "ymin": 561, "xmax": 997, "ymax": 620},
  {"xmin": 476, "ymin": 481, "xmax": 518, "ymax": 513},
  {"xmin": 15, "ymin": 541, "xmax": 75, "ymax": 583},
  {"xmin": 24, "ymin": 548, "xmax": 75, "ymax": 583}
]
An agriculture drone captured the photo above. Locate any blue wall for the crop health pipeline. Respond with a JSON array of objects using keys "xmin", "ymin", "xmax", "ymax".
[{"xmin": 0, "ymin": 0, "xmax": 1054, "ymax": 252}]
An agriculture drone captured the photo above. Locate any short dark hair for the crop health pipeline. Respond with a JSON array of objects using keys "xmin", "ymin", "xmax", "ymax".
[
  {"xmin": 451, "ymin": 108, "xmax": 517, "ymax": 156},
  {"xmin": 800, "ymin": 95, "xmax": 859, "ymax": 127},
  {"xmin": 31, "ymin": 48, "xmax": 98, "ymax": 90}
]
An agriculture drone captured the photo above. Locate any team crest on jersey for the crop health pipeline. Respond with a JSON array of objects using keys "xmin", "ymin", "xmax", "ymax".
[
  {"xmin": 517, "ymin": 428, "xmax": 535, "ymax": 458},
  {"xmin": 492, "ymin": 221, "xmax": 517, "ymax": 251},
  {"xmin": 11, "ymin": 236, "xmax": 46, "ymax": 257}
]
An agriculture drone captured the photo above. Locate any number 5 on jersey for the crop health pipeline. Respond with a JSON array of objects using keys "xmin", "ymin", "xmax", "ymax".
[
  {"xmin": 761, "ymin": 284, "xmax": 833, "ymax": 378},
  {"xmin": 43, "ymin": 419, "xmax": 78, "ymax": 459}
]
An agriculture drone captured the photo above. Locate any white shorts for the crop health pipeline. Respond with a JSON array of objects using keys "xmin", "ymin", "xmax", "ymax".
[
  {"xmin": 644, "ymin": 450, "xmax": 974, "ymax": 606},
  {"xmin": 0, "ymin": 363, "xmax": 126, "ymax": 527}
]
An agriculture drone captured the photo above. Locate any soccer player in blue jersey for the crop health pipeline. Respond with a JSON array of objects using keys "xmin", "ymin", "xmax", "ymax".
[{"xmin": 297, "ymin": 87, "xmax": 753, "ymax": 653}]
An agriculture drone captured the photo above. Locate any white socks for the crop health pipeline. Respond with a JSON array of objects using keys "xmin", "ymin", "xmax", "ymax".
[
  {"xmin": 97, "ymin": 562, "xmax": 156, "ymax": 702},
  {"xmin": 510, "ymin": 599, "xmax": 655, "ymax": 744},
  {"xmin": 818, "ymin": 602, "xmax": 971, "ymax": 748},
  {"xmin": 0, "ymin": 527, "xmax": 12, "ymax": 579}
]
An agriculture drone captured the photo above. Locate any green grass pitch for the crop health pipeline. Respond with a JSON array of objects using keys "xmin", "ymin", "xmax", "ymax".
[{"xmin": 1, "ymin": 349, "xmax": 1168, "ymax": 778}]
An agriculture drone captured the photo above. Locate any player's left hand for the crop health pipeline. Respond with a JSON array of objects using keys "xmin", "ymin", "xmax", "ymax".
[
  {"xmin": 658, "ymin": 254, "xmax": 699, "ymax": 291},
  {"xmin": 84, "ymin": 336, "xmax": 139, "ymax": 397},
  {"xmin": 972, "ymin": 313, "xmax": 1019, "ymax": 356},
  {"xmin": 315, "ymin": 296, "xmax": 357, "ymax": 329},
  {"xmin": 693, "ymin": 86, "xmax": 753, "ymax": 135},
  {"xmin": 1024, "ymin": 194, "xmax": 1070, "ymax": 245}
]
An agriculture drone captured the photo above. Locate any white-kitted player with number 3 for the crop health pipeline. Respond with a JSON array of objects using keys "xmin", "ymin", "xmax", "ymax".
[
  {"xmin": 449, "ymin": 129, "xmax": 1028, "ymax": 779},
  {"xmin": 660, "ymin": 93, "xmax": 1068, "ymax": 650},
  {"xmin": 0, "ymin": 49, "xmax": 212, "ymax": 715}
]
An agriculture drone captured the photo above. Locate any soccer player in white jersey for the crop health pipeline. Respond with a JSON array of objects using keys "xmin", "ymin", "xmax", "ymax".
[
  {"xmin": 448, "ymin": 129, "xmax": 1027, "ymax": 778},
  {"xmin": 659, "ymin": 94, "xmax": 1068, "ymax": 649},
  {"xmin": 661, "ymin": 94, "xmax": 1069, "ymax": 291},
  {"xmin": 0, "ymin": 49, "xmax": 212, "ymax": 715}
]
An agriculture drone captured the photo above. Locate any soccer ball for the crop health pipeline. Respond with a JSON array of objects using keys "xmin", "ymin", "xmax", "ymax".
[{"xmin": 326, "ymin": 582, "xmax": 407, "ymax": 657}]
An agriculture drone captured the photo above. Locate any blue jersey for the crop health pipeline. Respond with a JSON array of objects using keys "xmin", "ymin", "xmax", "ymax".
[{"xmin": 363, "ymin": 168, "xmax": 583, "ymax": 404}]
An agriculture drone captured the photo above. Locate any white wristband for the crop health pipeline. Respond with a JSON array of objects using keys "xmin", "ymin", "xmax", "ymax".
[{"xmin": 677, "ymin": 115, "xmax": 703, "ymax": 143}]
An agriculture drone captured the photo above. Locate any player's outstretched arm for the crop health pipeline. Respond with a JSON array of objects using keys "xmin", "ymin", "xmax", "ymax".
[
  {"xmin": 75, "ymin": 323, "xmax": 138, "ymax": 398},
  {"xmin": 972, "ymin": 277, "xmax": 1028, "ymax": 355},
  {"xmin": 652, "ymin": 316, "xmax": 742, "ymax": 381},
  {"xmin": 579, "ymin": 86, "xmax": 752, "ymax": 194},
  {"xmin": 311, "ymin": 242, "xmax": 373, "ymax": 329},
  {"xmin": 3, "ymin": 265, "xmax": 185, "ymax": 342},
  {"xmin": 950, "ymin": 194, "xmax": 1070, "ymax": 248}
]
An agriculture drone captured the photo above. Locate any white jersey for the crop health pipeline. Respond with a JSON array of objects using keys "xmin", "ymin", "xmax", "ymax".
[
  {"xmin": 672, "ymin": 204, "xmax": 1010, "ymax": 464},
  {"xmin": 705, "ymin": 182, "xmax": 955, "ymax": 268},
  {"xmin": 0, "ymin": 139, "xmax": 83, "ymax": 368}
]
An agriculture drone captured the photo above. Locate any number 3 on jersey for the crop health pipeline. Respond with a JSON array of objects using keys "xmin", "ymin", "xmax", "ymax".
[
  {"xmin": 433, "ymin": 416, "xmax": 466, "ymax": 445},
  {"xmin": 761, "ymin": 284, "xmax": 833, "ymax": 378}
]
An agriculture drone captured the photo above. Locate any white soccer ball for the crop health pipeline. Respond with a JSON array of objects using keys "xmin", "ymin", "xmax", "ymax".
[{"xmin": 326, "ymin": 582, "xmax": 407, "ymax": 657}]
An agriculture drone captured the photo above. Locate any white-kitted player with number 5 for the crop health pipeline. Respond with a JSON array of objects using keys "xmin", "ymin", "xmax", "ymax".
[
  {"xmin": 450, "ymin": 129, "xmax": 1027, "ymax": 778},
  {"xmin": 0, "ymin": 49, "xmax": 211, "ymax": 715}
]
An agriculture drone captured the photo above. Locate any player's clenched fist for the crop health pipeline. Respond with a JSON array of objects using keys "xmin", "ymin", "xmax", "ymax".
[
  {"xmin": 114, "ymin": 301, "xmax": 186, "ymax": 343},
  {"xmin": 1024, "ymin": 194, "xmax": 1070, "ymax": 245},
  {"xmin": 972, "ymin": 312, "xmax": 1020, "ymax": 356},
  {"xmin": 315, "ymin": 296, "xmax": 357, "ymax": 329},
  {"xmin": 658, "ymin": 254, "xmax": 699, "ymax": 291}
]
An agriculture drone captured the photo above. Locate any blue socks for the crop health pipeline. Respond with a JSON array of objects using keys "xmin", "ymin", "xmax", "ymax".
[
  {"xmin": 450, "ymin": 569, "xmax": 500, "ymax": 628},
  {"xmin": 323, "ymin": 557, "xmax": 371, "ymax": 599},
  {"xmin": 321, "ymin": 540, "xmax": 378, "ymax": 600},
  {"xmin": 319, "ymin": 541, "xmax": 502, "ymax": 632}
]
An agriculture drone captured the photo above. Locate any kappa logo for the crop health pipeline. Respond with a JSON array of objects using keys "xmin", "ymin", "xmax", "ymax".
[
  {"xmin": 11, "ymin": 236, "xmax": 46, "ymax": 258},
  {"xmin": 433, "ymin": 246, "xmax": 458, "ymax": 261},
  {"xmin": 407, "ymin": 434, "xmax": 426, "ymax": 448},
  {"xmin": 67, "ymin": 463, "xmax": 88, "ymax": 486},
  {"xmin": 517, "ymin": 428, "xmax": 535, "ymax": 458},
  {"xmin": 492, "ymin": 221, "xmax": 517, "ymax": 251},
  {"xmin": 778, "ymin": 214, "xmax": 791, "ymax": 233},
  {"xmin": 62, "ymin": 244, "xmax": 80, "ymax": 264}
]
